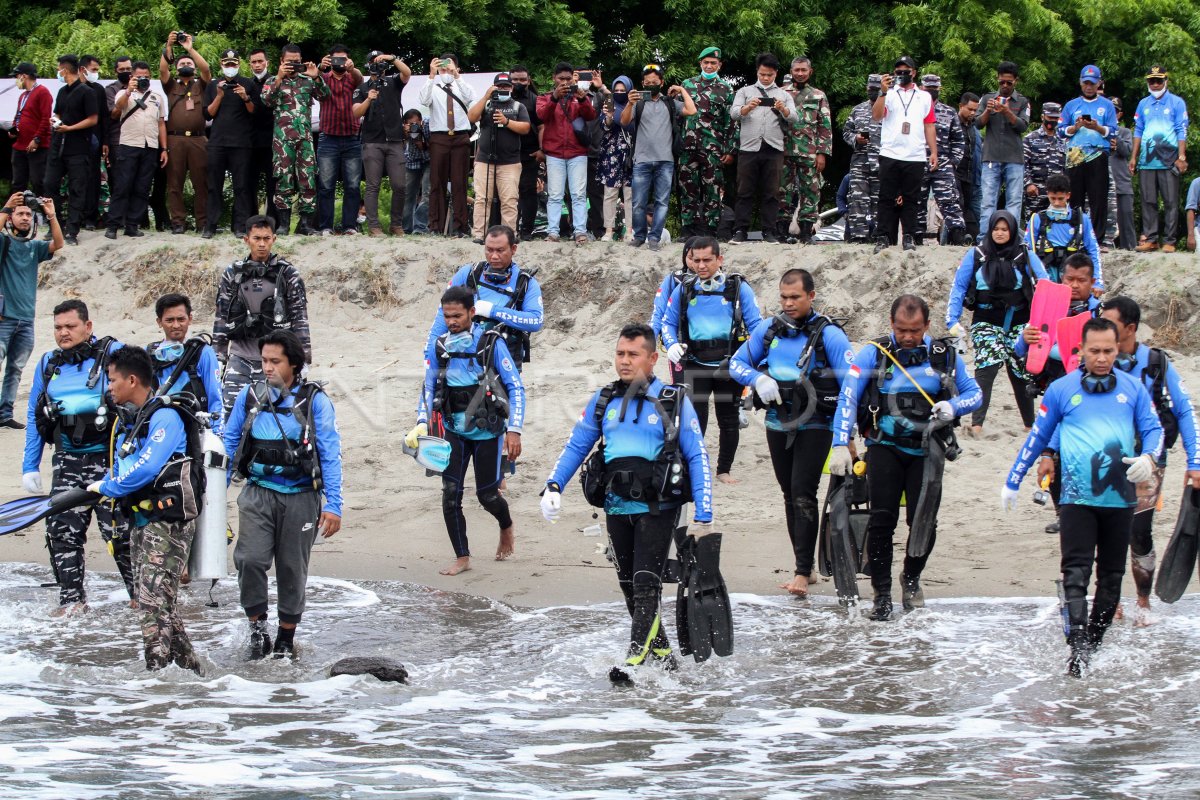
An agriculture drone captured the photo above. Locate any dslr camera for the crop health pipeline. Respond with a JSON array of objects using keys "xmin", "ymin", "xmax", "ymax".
[
  {"xmin": 175, "ymin": 31, "xmax": 190, "ymax": 45},
  {"xmin": 286, "ymin": 61, "xmax": 302, "ymax": 75},
  {"xmin": 22, "ymin": 190, "xmax": 39, "ymax": 208},
  {"xmin": 136, "ymin": 76, "xmax": 151, "ymax": 91}
]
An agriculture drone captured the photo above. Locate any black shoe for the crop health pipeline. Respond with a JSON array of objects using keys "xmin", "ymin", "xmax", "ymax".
[
  {"xmin": 947, "ymin": 227, "xmax": 968, "ymax": 246},
  {"xmin": 471, "ymin": 237, "xmax": 484, "ymax": 244},
  {"xmin": 104, "ymin": 227, "xmax": 118, "ymax": 240},
  {"xmin": 872, "ymin": 237, "xmax": 889, "ymax": 254},
  {"xmin": 248, "ymin": 620, "xmax": 272, "ymax": 660},
  {"xmin": 902, "ymin": 234, "xmax": 916, "ymax": 251},
  {"xmin": 171, "ymin": 223, "xmax": 186, "ymax": 234},
  {"xmin": 274, "ymin": 209, "xmax": 292, "ymax": 235},
  {"xmin": 295, "ymin": 214, "xmax": 317, "ymax": 236},
  {"xmin": 731, "ymin": 230, "xmax": 748, "ymax": 244},
  {"xmin": 272, "ymin": 637, "xmax": 296, "ymax": 660},
  {"xmin": 869, "ymin": 594, "xmax": 893, "ymax": 621},
  {"xmin": 762, "ymin": 230, "xmax": 780, "ymax": 244},
  {"xmin": 200, "ymin": 227, "xmax": 215, "ymax": 239},
  {"xmin": 124, "ymin": 227, "xmax": 144, "ymax": 238},
  {"xmin": 64, "ymin": 233, "xmax": 79, "ymax": 246},
  {"xmin": 0, "ymin": 418, "xmax": 26, "ymax": 430},
  {"xmin": 901, "ymin": 574, "xmax": 925, "ymax": 611},
  {"xmin": 1045, "ymin": 520, "xmax": 1060, "ymax": 534},
  {"xmin": 1066, "ymin": 631, "xmax": 1091, "ymax": 678}
]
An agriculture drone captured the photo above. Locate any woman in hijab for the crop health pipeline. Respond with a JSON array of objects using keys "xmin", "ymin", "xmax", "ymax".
[
  {"xmin": 945, "ymin": 209, "xmax": 1049, "ymax": 435},
  {"xmin": 598, "ymin": 75, "xmax": 633, "ymax": 241}
]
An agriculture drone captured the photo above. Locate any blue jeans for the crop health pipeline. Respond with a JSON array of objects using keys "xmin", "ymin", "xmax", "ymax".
[
  {"xmin": 979, "ymin": 161, "xmax": 1024, "ymax": 234},
  {"xmin": 317, "ymin": 134, "xmax": 364, "ymax": 232},
  {"xmin": 546, "ymin": 155, "xmax": 588, "ymax": 236},
  {"xmin": 0, "ymin": 318, "xmax": 34, "ymax": 421},
  {"xmin": 404, "ymin": 165, "xmax": 430, "ymax": 233},
  {"xmin": 631, "ymin": 160, "xmax": 674, "ymax": 243}
]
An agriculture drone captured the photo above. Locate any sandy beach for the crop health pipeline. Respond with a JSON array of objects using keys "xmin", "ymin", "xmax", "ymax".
[{"xmin": 2, "ymin": 232, "xmax": 1197, "ymax": 609}]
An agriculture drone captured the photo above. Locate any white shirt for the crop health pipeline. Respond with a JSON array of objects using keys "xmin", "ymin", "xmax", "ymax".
[
  {"xmin": 114, "ymin": 89, "xmax": 167, "ymax": 148},
  {"xmin": 417, "ymin": 77, "xmax": 476, "ymax": 133},
  {"xmin": 879, "ymin": 85, "xmax": 934, "ymax": 163}
]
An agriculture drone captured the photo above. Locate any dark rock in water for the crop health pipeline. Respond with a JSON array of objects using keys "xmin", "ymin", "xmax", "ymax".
[{"xmin": 329, "ymin": 656, "xmax": 409, "ymax": 684}]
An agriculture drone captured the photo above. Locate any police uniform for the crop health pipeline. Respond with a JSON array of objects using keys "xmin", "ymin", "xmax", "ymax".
[{"xmin": 1022, "ymin": 102, "xmax": 1066, "ymax": 221}]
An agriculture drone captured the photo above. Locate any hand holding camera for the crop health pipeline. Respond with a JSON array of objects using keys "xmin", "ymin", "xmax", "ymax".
[
  {"xmin": 366, "ymin": 88, "xmax": 379, "ymax": 101},
  {"xmin": 880, "ymin": 73, "xmax": 893, "ymax": 92},
  {"xmin": 627, "ymin": 88, "xmax": 642, "ymax": 104}
]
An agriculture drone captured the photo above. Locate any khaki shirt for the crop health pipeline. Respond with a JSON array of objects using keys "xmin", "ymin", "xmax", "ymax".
[
  {"xmin": 115, "ymin": 90, "xmax": 167, "ymax": 148},
  {"xmin": 163, "ymin": 76, "xmax": 209, "ymax": 134}
]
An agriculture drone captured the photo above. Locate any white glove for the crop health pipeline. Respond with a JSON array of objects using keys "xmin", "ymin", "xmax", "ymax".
[
  {"xmin": 754, "ymin": 373, "xmax": 781, "ymax": 405},
  {"xmin": 540, "ymin": 490, "xmax": 562, "ymax": 523},
  {"xmin": 931, "ymin": 400, "xmax": 956, "ymax": 421},
  {"xmin": 21, "ymin": 472, "xmax": 43, "ymax": 494},
  {"xmin": 473, "ymin": 299, "xmax": 494, "ymax": 319},
  {"xmin": 829, "ymin": 446, "xmax": 854, "ymax": 476},
  {"xmin": 1001, "ymin": 486, "xmax": 1020, "ymax": 511},
  {"xmin": 86, "ymin": 481, "xmax": 103, "ymax": 494},
  {"xmin": 666, "ymin": 343, "xmax": 687, "ymax": 365},
  {"xmin": 948, "ymin": 322, "xmax": 967, "ymax": 339},
  {"xmin": 691, "ymin": 520, "xmax": 714, "ymax": 537},
  {"xmin": 405, "ymin": 422, "xmax": 427, "ymax": 449},
  {"xmin": 1123, "ymin": 454, "xmax": 1156, "ymax": 484}
]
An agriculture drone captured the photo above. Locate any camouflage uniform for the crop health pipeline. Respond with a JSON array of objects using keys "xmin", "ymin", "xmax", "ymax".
[
  {"xmin": 213, "ymin": 254, "xmax": 312, "ymax": 411},
  {"xmin": 1022, "ymin": 105, "xmax": 1066, "ymax": 221},
  {"xmin": 779, "ymin": 85, "xmax": 832, "ymax": 236},
  {"xmin": 49, "ymin": 450, "xmax": 134, "ymax": 604},
  {"xmin": 262, "ymin": 73, "xmax": 329, "ymax": 215},
  {"xmin": 916, "ymin": 85, "xmax": 967, "ymax": 240},
  {"xmin": 134, "ymin": 519, "xmax": 199, "ymax": 671},
  {"xmin": 678, "ymin": 74, "xmax": 735, "ymax": 235},
  {"xmin": 842, "ymin": 77, "xmax": 883, "ymax": 242}
]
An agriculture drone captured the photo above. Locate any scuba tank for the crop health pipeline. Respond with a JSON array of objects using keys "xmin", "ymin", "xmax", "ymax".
[{"xmin": 190, "ymin": 427, "xmax": 229, "ymax": 580}]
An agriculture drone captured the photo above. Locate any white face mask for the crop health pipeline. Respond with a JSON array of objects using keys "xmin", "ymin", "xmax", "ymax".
[
  {"xmin": 86, "ymin": 70, "xmax": 100, "ymax": 82},
  {"xmin": 1150, "ymin": 86, "xmax": 1167, "ymax": 99},
  {"xmin": 438, "ymin": 72, "xmax": 454, "ymax": 85},
  {"xmin": 253, "ymin": 69, "xmax": 268, "ymax": 80},
  {"xmin": 223, "ymin": 66, "xmax": 239, "ymax": 79}
]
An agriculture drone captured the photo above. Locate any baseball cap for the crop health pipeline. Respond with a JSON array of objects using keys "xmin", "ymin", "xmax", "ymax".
[
  {"xmin": 1079, "ymin": 65, "xmax": 1102, "ymax": 83},
  {"xmin": 10, "ymin": 62, "xmax": 37, "ymax": 78},
  {"xmin": 894, "ymin": 56, "xmax": 917, "ymax": 71},
  {"xmin": 921, "ymin": 74, "xmax": 941, "ymax": 88},
  {"xmin": 493, "ymin": 72, "xmax": 513, "ymax": 86}
]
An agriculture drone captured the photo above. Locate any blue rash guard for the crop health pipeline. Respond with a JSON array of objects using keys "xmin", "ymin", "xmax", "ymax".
[
  {"xmin": 424, "ymin": 262, "xmax": 545, "ymax": 361},
  {"xmin": 152, "ymin": 342, "xmax": 225, "ymax": 436},
  {"xmin": 23, "ymin": 337, "xmax": 124, "ymax": 473},
  {"xmin": 417, "ymin": 325, "xmax": 526, "ymax": 441},
  {"xmin": 1057, "ymin": 95, "xmax": 1118, "ymax": 160},
  {"xmin": 1013, "ymin": 295, "xmax": 1100, "ymax": 365},
  {"xmin": 1007, "ymin": 369, "xmax": 1164, "ymax": 508},
  {"xmin": 99, "ymin": 406, "xmax": 188, "ymax": 526},
  {"xmin": 649, "ymin": 270, "xmax": 686, "ymax": 344},
  {"xmin": 728, "ymin": 312, "xmax": 855, "ymax": 433},
  {"xmin": 224, "ymin": 381, "xmax": 344, "ymax": 516},
  {"xmin": 832, "ymin": 335, "xmax": 982, "ymax": 456},
  {"xmin": 945, "ymin": 247, "xmax": 1051, "ymax": 330},
  {"xmin": 661, "ymin": 272, "xmax": 764, "ymax": 367},
  {"xmin": 546, "ymin": 377, "xmax": 713, "ymax": 521},
  {"xmin": 1133, "ymin": 91, "xmax": 1189, "ymax": 170},
  {"xmin": 1024, "ymin": 211, "xmax": 1103, "ymax": 287}
]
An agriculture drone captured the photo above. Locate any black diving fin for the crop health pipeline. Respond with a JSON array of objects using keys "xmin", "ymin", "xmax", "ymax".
[
  {"xmin": 1155, "ymin": 486, "xmax": 1200, "ymax": 604},
  {"xmin": 0, "ymin": 489, "xmax": 101, "ymax": 537},
  {"xmin": 908, "ymin": 422, "xmax": 957, "ymax": 559},
  {"xmin": 821, "ymin": 475, "xmax": 862, "ymax": 604},
  {"xmin": 677, "ymin": 530, "xmax": 733, "ymax": 663}
]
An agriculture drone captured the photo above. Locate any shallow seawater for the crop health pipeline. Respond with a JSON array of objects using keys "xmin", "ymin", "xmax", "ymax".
[{"xmin": 1, "ymin": 562, "xmax": 1200, "ymax": 799}]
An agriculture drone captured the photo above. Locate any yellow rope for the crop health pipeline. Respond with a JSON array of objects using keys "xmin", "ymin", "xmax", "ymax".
[{"xmin": 868, "ymin": 340, "xmax": 937, "ymax": 407}]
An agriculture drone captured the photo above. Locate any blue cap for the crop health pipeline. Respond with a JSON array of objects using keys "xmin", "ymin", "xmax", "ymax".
[{"xmin": 1080, "ymin": 65, "xmax": 1102, "ymax": 83}]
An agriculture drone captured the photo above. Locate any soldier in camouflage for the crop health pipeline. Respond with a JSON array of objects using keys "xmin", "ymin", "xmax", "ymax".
[
  {"xmin": 1023, "ymin": 102, "xmax": 1066, "ymax": 221},
  {"xmin": 262, "ymin": 44, "xmax": 329, "ymax": 236},
  {"xmin": 214, "ymin": 215, "xmax": 312, "ymax": 412},
  {"xmin": 842, "ymin": 74, "xmax": 883, "ymax": 242},
  {"xmin": 916, "ymin": 74, "xmax": 967, "ymax": 244},
  {"xmin": 779, "ymin": 56, "xmax": 832, "ymax": 242},
  {"xmin": 678, "ymin": 46, "xmax": 736, "ymax": 238}
]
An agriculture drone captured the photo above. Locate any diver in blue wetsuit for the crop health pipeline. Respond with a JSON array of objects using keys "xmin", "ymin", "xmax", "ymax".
[
  {"xmin": 1003, "ymin": 317, "xmax": 1164, "ymax": 678},
  {"xmin": 1024, "ymin": 174, "xmax": 1103, "ymax": 287},
  {"xmin": 1097, "ymin": 297, "xmax": 1200, "ymax": 617},
  {"xmin": 541, "ymin": 323, "xmax": 713, "ymax": 672},
  {"xmin": 729, "ymin": 268, "xmax": 853, "ymax": 597},
  {"xmin": 831, "ymin": 294, "xmax": 982, "ymax": 621},
  {"xmin": 409, "ymin": 286, "xmax": 525, "ymax": 577},
  {"xmin": 424, "ymin": 225, "xmax": 544, "ymax": 370},
  {"xmin": 148, "ymin": 293, "xmax": 224, "ymax": 435},
  {"xmin": 661, "ymin": 235, "xmax": 763, "ymax": 482},
  {"xmin": 648, "ymin": 238, "xmax": 694, "ymax": 384}
]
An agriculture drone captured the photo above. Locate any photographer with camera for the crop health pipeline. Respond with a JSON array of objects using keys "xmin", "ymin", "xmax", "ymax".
[
  {"xmin": 106, "ymin": 62, "xmax": 168, "ymax": 240},
  {"xmin": 418, "ymin": 54, "xmax": 476, "ymax": 237},
  {"xmin": 353, "ymin": 50, "xmax": 412, "ymax": 237},
  {"xmin": 536, "ymin": 62, "xmax": 598, "ymax": 244},
  {"xmin": 467, "ymin": 73, "xmax": 531, "ymax": 242},
  {"xmin": 0, "ymin": 192, "xmax": 62, "ymax": 429},
  {"xmin": 9, "ymin": 63, "xmax": 52, "ymax": 199},
  {"xmin": 263, "ymin": 44, "xmax": 329, "ymax": 235},
  {"xmin": 402, "ymin": 110, "xmax": 431, "ymax": 234},
  {"xmin": 204, "ymin": 50, "xmax": 263, "ymax": 238},
  {"xmin": 317, "ymin": 44, "xmax": 364, "ymax": 235},
  {"xmin": 43, "ymin": 55, "xmax": 98, "ymax": 246},
  {"xmin": 160, "ymin": 32, "xmax": 211, "ymax": 234}
]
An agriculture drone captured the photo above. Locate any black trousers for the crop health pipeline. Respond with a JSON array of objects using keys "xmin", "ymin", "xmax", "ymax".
[
  {"xmin": 439, "ymin": 431, "xmax": 511, "ymax": 559},
  {"xmin": 43, "ymin": 145, "xmax": 89, "ymax": 236},
  {"xmin": 1068, "ymin": 153, "xmax": 1109, "ymax": 243},
  {"xmin": 108, "ymin": 145, "xmax": 159, "ymax": 231},
  {"xmin": 1128, "ymin": 506, "xmax": 1156, "ymax": 599},
  {"xmin": 517, "ymin": 157, "xmax": 539, "ymax": 238},
  {"xmin": 685, "ymin": 364, "xmax": 742, "ymax": 475},
  {"xmin": 767, "ymin": 427, "xmax": 833, "ymax": 577},
  {"xmin": 84, "ymin": 142, "xmax": 102, "ymax": 225},
  {"xmin": 972, "ymin": 361, "xmax": 1035, "ymax": 428},
  {"xmin": 877, "ymin": 156, "xmax": 925, "ymax": 244},
  {"xmin": 250, "ymin": 145, "xmax": 277, "ymax": 222},
  {"xmin": 734, "ymin": 146, "xmax": 783, "ymax": 234},
  {"xmin": 587, "ymin": 156, "xmax": 604, "ymax": 236},
  {"xmin": 607, "ymin": 508, "xmax": 679, "ymax": 653},
  {"xmin": 147, "ymin": 156, "xmax": 168, "ymax": 229},
  {"xmin": 11, "ymin": 147, "xmax": 48, "ymax": 196},
  {"xmin": 1059, "ymin": 503, "xmax": 1133, "ymax": 645},
  {"xmin": 865, "ymin": 443, "xmax": 938, "ymax": 594},
  {"xmin": 207, "ymin": 145, "xmax": 254, "ymax": 234}
]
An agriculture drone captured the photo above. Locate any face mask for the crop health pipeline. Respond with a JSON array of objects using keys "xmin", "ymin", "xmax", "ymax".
[
  {"xmin": 793, "ymin": 78, "xmax": 807, "ymax": 90},
  {"xmin": 496, "ymin": 92, "xmax": 511, "ymax": 102},
  {"xmin": 86, "ymin": 70, "xmax": 100, "ymax": 82},
  {"xmin": 117, "ymin": 71, "xmax": 132, "ymax": 85},
  {"xmin": 178, "ymin": 66, "xmax": 195, "ymax": 78},
  {"xmin": 759, "ymin": 79, "xmax": 774, "ymax": 88},
  {"xmin": 927, "ymin": 90, "xmax": 939, "ymax": 103},
  {"xmin": 1081, "ymin": 371, "xmax": 1116, "ymax": 394},
  {"xmin": 648, "ymin": 84, "xmax": 662, "ymax": 97},
  {"xmin": 868, "ymin": 89, "xmax": 880, "ymax": 102},
  {"xmin": 446, "ymin": 331, "xmax": 474, "ymax": 350},
  {"xmin": 223, "ymin": 66, "xmax": 239, "ymax": 79},
  {"xmin": 698, "ymin": 273, "xmax": 725, "ymax": 292},
  {"xmin": 1044, "ymin": 121, "xmax": 1056, "ymax": 130},
  {"xmin": 512, "ymin": 84, "xmax": 527, "ymax": 98},
  {"xmin": 701, "ymin": 70, "xmax": 718, "ymax": 79},
  {"xmin": 153, "ymin": 341, "xmax": 186, "ymax": 362},
  {"xmin": 58, "ymin": 73, "xmax": 67, "ymax": 84},
  {"xmin": 613, "ymin": 91, "xmax": 628, "ymax": 104},
  {"xmin": 1046, "ymin": 207, "xmax": 1070, "ymax": 221},
  {"xmin": 438, "ymin": 73, "xmax": 453, "ymax": 85},
  {"xmin": 894, "ymin": 72, "xmax": 913, "ymax": 86},
  {"xmin": 253, "ymin": 69, "xmax": 268, "ymax": 80},
  {"xmin": 894, "ymin": 346, "xmax": 929, "ymax": 367},
  {"xmin": 1150, "ymin": 87, "xmax": 1166, "ymax": 99}
]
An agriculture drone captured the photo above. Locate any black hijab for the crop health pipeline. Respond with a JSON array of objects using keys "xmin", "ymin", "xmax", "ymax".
[{"xmin": 979, "ymin": 209, "xmax": 1023, "ymax": 291}]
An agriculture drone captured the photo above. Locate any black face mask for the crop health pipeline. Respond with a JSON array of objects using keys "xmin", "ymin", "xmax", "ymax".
[
  {"xmin": 512, "ymin": 84, "xmax": 527, "ymax": 99},
  {"xmin": 868, "ymin": 89, "xmax": 880, "ymax": 102},
  {"xmin": 793, "ymin": 78, "xmax": 807, "ymax": 90},
  {"xmin": 613, "ymin": 91, "xmax": 628, "ymax": 104},
  {"xmin": 117, "ymin": 71, "xmax": 132, "ymax": 85},
  {"xmin": 178, "ymin": 66, "xmax": 195, "ymax": 78},
  {"xmin": 647, "ymin": 84, "xmax": 662, "ymax": 97},
  {"xmin": 927, "ymin": 90, "xmax": 939, "ymax": 103},
  {"xmin": 894, "ymin": 72, "xmax": 913, "ymax": 86}
]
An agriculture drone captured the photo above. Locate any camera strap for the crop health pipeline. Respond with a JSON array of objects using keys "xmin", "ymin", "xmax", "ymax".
[{"xmin": 119, "ymin": 92, "xmax": 151, "ymax": 124}]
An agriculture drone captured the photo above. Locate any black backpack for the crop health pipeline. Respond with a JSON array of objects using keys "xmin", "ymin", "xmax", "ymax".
[
  {"xmin": 624, "ymin": 95, "xmax": 684, "ymax": 172},
  {"xmin": 464, "ymin": 261, "xmax": 539, "ymax": 364}
]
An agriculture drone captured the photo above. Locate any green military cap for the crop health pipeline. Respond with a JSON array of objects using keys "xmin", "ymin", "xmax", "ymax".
[{"xmin": 698, "ymin": 46, "xmax": 722, "ymax": 61}]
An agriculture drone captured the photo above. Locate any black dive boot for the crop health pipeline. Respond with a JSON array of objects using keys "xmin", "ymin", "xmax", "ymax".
[
  {"xmin": 1066, "ymin": 628, "xmax": 1091, "ymax": 679},
  {"xmin": 295, "ymin": 213, "xmax": 317, "ymax": 236},
  {"xmin": 273, "ymin": 626, "xmax": 296, "ymax": 659},
  {"xmin": 248, "ymin": 617, "xmax": 272, "ymax": 660},
  {"xmin": 901, "ymin": 573, "xmax": 925, "ymax": 611},
  {"xmin": 869, "ymin": 593, "xmax": 893, "ymax": 622}
]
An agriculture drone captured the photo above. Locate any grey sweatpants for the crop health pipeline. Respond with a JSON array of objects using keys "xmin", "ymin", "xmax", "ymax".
[
  {"xmin": 234, "ymin": 482, "xmax": 321, "ymax": 624},
  {"xmin": 362, "ymin": 141, "xmax": 406, "ymax": 230}
]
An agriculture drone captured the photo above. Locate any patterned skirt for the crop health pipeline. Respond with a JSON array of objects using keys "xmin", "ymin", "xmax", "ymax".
[{"xmin": 970, "ymin": 320, "xmax": 1032, "ymax": 378}]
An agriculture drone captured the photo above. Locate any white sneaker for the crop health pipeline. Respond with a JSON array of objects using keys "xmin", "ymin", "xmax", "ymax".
[
  {"xmin": 599, "ymin": 232, "xmax": 613, "ymax": 242},
  {"xmin": 321, "ymin": 229, "xmax": 335, "ymax": 237}
]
